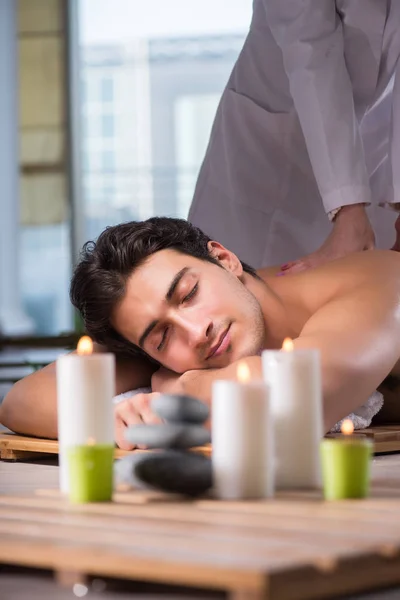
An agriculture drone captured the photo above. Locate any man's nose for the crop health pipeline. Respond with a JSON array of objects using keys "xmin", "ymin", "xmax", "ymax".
[{"xmin": 175, "ymin": 313, "xmax": 213, "ymax": 347}]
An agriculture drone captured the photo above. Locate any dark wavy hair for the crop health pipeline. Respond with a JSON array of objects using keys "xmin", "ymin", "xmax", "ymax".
[{"xmin": 70, "ymin": 217, "xmax": 257, "ymax": 358}]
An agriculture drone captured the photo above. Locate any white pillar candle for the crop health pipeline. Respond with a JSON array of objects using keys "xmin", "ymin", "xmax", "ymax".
[
  {"xmin": 212, "ymin": 363, "xmax": 273, "ymax": 500},
  {"xmin": 262, "ymin": 339, "xmax": 323, "ymax": 489},
  {"xmin": 56, "ymin": 336, "xmax": 116, "ymax": 493}
]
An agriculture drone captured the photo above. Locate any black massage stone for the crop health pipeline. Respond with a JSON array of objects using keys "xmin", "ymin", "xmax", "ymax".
[{"xmin": 116, "ymin": 450, "xmax": 213, "ymax": 497}]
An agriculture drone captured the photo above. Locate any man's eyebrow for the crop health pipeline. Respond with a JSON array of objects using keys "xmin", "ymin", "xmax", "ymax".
[
  {"xmin": 165, "ymin": 267, "xmax": 189, "ymax": 302},
  {"xmin": 139, "ymin": 319, "xmax": 158, "ymax": 349},
  {"xmin": 138, "ymin": 267, "xmax": 190, "ymax": 348}
]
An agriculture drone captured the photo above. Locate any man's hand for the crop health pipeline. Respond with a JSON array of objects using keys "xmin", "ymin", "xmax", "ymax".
[
  {"xmin": 114, "ymin": 392, "xmax": 162, "ymax": 450},
  {"xmin": 277, "ymin": 204, "xmax": 375, "ymax": 275}
]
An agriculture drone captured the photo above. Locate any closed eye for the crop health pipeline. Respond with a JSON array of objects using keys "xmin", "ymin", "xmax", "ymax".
[
  {"xmin": 157, "ymin": 283, "xmax": 198, "ymax": 351},
  {"xmin": 157, "ymin": 327, "xmax": 169, "ymax": 352},
  {"xmin": 182, "ymin": 283, "xmax": 198, "ymax": 303}
]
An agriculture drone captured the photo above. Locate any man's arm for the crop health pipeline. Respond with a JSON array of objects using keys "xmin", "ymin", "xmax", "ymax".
[
  {"xmin": 153, "ymin": 356, "xmax": 263, "ymax": 411},
  {"xmin": 0, "ymin": 345, "xmax": 157, "ymax": 439}
]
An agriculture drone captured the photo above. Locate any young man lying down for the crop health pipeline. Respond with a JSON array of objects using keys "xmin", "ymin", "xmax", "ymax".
[{"xmin": 1, "ymin": 217, "xmax": 400, "ymax": 449}]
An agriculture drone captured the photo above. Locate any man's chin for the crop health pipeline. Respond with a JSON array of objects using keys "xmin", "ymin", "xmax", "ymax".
[{"xmin": 235, "ymin": 345, "xmax": 264, "ymax": 363}]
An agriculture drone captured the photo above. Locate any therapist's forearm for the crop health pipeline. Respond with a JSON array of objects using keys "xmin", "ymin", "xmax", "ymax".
[
  {"xmin": 388, "ymin": 56, "xmax": 400, "ymax": 204},
  {"xmin": 266, "ymin": 0, "xmax": 371, "ymax": 213}
]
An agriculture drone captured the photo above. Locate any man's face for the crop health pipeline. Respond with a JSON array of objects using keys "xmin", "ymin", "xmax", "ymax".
[{"xmin": 112, "ymin": 248, "xmax": 266, "ymax": 373}]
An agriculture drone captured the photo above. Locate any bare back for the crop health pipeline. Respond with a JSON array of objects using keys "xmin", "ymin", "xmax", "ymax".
[{"xmin": 258, "ymin": 251, "xmax": 400, "ymax": 428}]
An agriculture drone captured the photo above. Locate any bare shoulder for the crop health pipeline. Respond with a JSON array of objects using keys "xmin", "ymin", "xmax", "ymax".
[
  {"xmin": 311, "ymin": 251, "xmax": 400, "ymax": 313},
  {"xmin": 337, "ymin": 250, "xmax": 400, "ymax": 278},
  {"xmin": 305, "ymin": 250, "xmax": 400, "ymax": 295},
  {"xmin": 324, "ymin": 250, "xmax": 400, "ymax": 302},
  {"xmin": 262, "ymin": 250, "xmax": 400, "ymax": 316},
  {"xmin": 258, "ymin": 250, "xmax": 400, "ymax": 283},
  {"xmin": 300, "ymin": 250, "xmax": 400, "ymax": 338}
]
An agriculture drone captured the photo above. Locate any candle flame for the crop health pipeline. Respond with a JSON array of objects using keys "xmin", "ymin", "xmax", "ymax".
[
  {"xmin": 341, "ymin": 419, "xmax": 354, "ymax": 436},
  {"xmin": 237, "ymin": 362, "xmax": 251, "ymax": 383},
  {"xmin": 282, "ymin": 337, "xmax": 294, "ymax": 352},
  {"xmin": 87, "ymin": 437, "xmax": 96, "ymax": 446},
  {"xmin": 77, "ymin": 335, "xmax": 93, "ymax": 356}
]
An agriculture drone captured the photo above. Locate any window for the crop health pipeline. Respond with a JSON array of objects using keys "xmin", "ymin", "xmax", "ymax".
[
  {"xmin": 21, "ymin": 224, "xmax": 72, "ymax": 334},
  {"xmin": 77, "ymin": 0, "xmax": 252, "ymax": 241},
  {"xmin": 175, "ymin": 94, "xmax": 221, "ymax": 216},
  {"xmin": 101, "ymin": 77, "xmax": 114, "ymax": 103},
  {"xmin": 101, "ymin": 113, "xmax": 114, "ymax": 138},
  {"xmin": 102, "ymin": 150, "xmax": 115, "ymax": 172}
]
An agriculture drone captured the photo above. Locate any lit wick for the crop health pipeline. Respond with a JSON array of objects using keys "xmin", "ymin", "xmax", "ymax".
[
  {"xmin": 282, "ymin": 337, "xmax": 294, "ymax": 352},
  {"xmin": 341, "ymin": 419, "xmax": 354, "ymax": 436},
  {"xmin": 237, "ymin": 362, "xmax": 251, "ymax": 383},
  {"xmin": 77, "ymin": 336, "xmax": 93, "ymax": 356}
]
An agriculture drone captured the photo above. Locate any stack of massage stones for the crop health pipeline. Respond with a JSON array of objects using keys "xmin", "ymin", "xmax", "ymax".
[{"xmin": 114, "ymin": 394, "xmax": 213, "ymax": 497}]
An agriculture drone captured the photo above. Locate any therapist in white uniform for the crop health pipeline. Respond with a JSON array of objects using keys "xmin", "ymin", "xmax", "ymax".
[{"xmin": 188, "ymin": 0, "xmax": 400, "ymax": 272}]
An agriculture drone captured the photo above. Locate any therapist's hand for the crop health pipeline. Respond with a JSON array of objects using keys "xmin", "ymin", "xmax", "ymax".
[
  {"xmin": 391, "ymin": 215, "xmax": 400, "ymax": 252},
  {"xmin": 277, "ymin": 204, "xmax": 375, "ymax": 275}
]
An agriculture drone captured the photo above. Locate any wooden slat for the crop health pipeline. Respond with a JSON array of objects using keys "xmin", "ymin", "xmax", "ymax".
[
  {"xmin": 269, "ymin": 554, "xmax": 400, "ymax": 600},
  {"xmin": 1, "ymin": 500, "xmax": 400, "ymax": 566},
  {"xmin": 3, "ymin": 493, "xmax": 400, "ymax": 599},
  {"xmin": 1, "ymin": 427, "xmax": 397, "ymax": 462},
  {"xmin": 0, "ymin": 534, "xmax": 266, "ymax": 594},
  {"xmin": 1, "ymin": 492, "xmax": 400, "ymax": 549},
  {"xmin": 0, "ymin": 432, "xmax": 211, "ymax": 461},
  {"xmin": 4, "ymin": 459, "xmax": 400, "ymax": 599},
  {"xmin": 0, "ymin": 449, "xmax": 49, "ymax": 461}
]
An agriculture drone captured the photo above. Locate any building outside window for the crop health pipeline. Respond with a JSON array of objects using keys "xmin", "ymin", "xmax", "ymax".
[{"xmin": 77, "ymin": 0, "xmax": 251, "ymax": 242}]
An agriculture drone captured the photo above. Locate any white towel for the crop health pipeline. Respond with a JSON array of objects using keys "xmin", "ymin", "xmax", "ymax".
[
  {"xmin": 113, "ymin": 388, "xmax": 384, "ymax": 432},
  {"xmin": 113, "ymin": 387, "xmax": 152, "ymax": 403},
  {"xmin": 329, "ymin": 390, "xmax": 384, "ymax": 433}
]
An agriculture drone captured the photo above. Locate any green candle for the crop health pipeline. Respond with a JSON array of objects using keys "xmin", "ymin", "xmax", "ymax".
[
  {"xmin": 320, "ymin": 426, "xmax": 373, "ymax": 501},
  {"xmin": 67, "ymin": 444, "xmax": 114, "ymax": 503}
]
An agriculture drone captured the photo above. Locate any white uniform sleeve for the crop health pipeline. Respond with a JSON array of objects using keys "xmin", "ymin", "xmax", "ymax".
[
  {"xmin": 265, "ymin": 0, "xmax": 371, "ymax": 214},
  {"xmin": 388, "ymin": 58, "xmax": 400, "ymax": 205}
]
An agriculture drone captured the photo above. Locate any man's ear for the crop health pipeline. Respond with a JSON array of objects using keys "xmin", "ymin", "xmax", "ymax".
[{"xmin": 207, "ymin": 241, "xmax": 243, "ymax": 276}]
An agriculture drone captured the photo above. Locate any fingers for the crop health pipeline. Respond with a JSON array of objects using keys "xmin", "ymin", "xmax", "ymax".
[
  {"xmin": 114, "ymin": 393, "xmax": 162, "ymax": 450},
  {"xmin": 114, "ymin": 399, "xmax": 142, "ymax": 450},
  {"xmin": 133, "ymin": 392, "xmax": 162, "ymax": 425},
  {"xmin": 391, "ymin": 217, "xmax": 400, "ymax": 252},
  {"xmin": 285, "ymin": 262, "xmax": 308, "ymax": 275},
  {"xmin": 279, "ymin": 262, "xmax": 296, "ymax": 272},
  {"xmin": 277, "ymin": 260, "xmax": 309, "ymax": 276},
  {"xmin": 115, "ymin": 416, "xmax": 135, "ymax": 451}
]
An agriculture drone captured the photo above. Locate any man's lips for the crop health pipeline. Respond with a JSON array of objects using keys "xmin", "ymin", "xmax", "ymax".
[{"xmin": 206, "ymin": 326, "xmax": 231, "ymax": 360}]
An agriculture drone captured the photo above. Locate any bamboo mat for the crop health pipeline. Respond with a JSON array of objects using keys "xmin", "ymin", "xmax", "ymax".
[
  {"xmin": 0, "ymin": 432, "xmax": 211, "ymax": 461},
  {"xmin": 1, "ymin": 426, "xmax": 399, "ymax": 462},
  {"xmin": 3, "ymin": 482, "xmax": 400, "ymax": 599}
]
